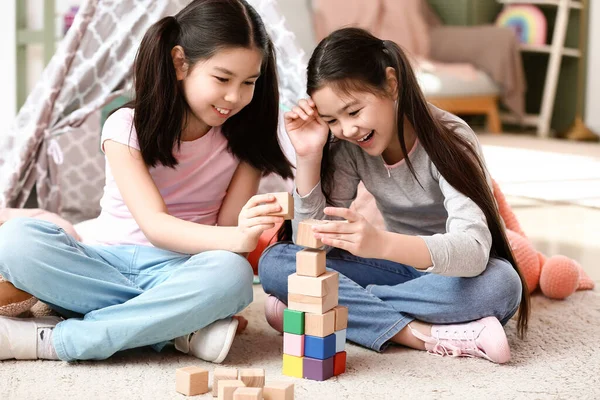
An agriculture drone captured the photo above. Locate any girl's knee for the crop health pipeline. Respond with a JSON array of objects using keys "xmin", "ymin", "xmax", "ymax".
[
  {"xmin": 486, "ymin": 258, "xmax": 523, "ymax": 316},
  {"xmin": 0, "ymin": 218, "xmax": 56, "ymax": 275},
  {"xmin": 206, "ymin": 250, "xmax": 254, "ymax": 303}
]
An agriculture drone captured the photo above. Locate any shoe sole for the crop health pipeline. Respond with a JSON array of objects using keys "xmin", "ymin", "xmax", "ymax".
[{"xmin": 213, "ymin": 318, "xmax": 239, "ymax": 364}]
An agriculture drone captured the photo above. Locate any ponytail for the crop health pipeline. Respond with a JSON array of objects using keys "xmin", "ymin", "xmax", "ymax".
[{"xmin": 126, "ymin": 16, "xmax": 184, "ymax": 168}]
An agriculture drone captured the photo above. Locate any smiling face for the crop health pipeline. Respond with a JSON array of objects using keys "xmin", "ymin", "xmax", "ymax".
[
  {"xmin": 173, "ymin": 46, "xmax": 263, "ymax": 140},
  {"xmin": 312, "ymin": 83, "xmax": 399, "ymax": 158}
]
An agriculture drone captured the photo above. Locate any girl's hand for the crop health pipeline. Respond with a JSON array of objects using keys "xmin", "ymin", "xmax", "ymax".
[
  {"xmin": 284, "ymin": 98, "xmax": 330, "ymax": 159},
  {"xmin": 237, "ymin": 194, "xmax": 284, "ymax": 253},
  {"xmin": 312, "ymin": 207, "xmax": 383, "ymax": 259}
]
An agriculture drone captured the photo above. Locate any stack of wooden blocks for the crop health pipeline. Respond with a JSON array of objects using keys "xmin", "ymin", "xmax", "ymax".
[
  {"xmin": 282, "ymin": 219, "xmax": 348, "ymax": 381},
  {"xmin": 175, "ymin": 366, "xmax": 294, "ymax": 399}
]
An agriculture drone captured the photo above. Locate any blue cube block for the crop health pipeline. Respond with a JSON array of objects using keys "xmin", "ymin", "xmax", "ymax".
[{"xmin": 304, "ymin": 334, "xmax": 336, "ymax": 360}]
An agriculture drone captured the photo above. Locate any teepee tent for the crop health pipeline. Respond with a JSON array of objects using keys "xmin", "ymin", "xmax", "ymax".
[{"xmin": 0, "ymin": 0, "xmax": 305, "ymax": 223}]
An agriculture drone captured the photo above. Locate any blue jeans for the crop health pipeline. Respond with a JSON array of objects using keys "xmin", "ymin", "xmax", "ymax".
[
  {"xmin": 0, "ymin": 218, "xmax": 254, "ymax": 361},
  {"xmin": 258, "ymin": 242, "xmax": 522, "ymax": 352}
]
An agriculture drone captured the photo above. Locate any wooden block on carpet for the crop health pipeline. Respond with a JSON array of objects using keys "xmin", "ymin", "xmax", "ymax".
[
  {"xmin": 176, "ymin": 366, "xmax": 209, "ymax": 396},
  {"xmin": 239, "ymin": 368, "xmax": 265, "ymax": 388},
  {"xmin": 263, "ymin": 382, "xmax": 294, "ymax": 400},
  {"xmin": 213, "ymin": 368, "xmax": 238, "ymax": 397},
  {"xmin": 233, "ymin": 387, "xmax": 263, "ymax": 400},
  {"xmin": 218, "ymin": 380, "xmax": 245, "ymax": 400}
]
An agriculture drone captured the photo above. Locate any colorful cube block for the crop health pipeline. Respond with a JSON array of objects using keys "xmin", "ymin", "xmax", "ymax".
[
  {"xmin": 335, "ymin": 329, "xmax": 346, "ymax": 353},
  {"xmin": 304, "ymin": 310, "xmax": 335, "ymax": 337},
  {"xmin": 303, "ymin": 356, "xmax": 334, "ymax": 381},
  {"xmin": 334, "ymin": 351, "xmax": 347, "ymax": 376},
  {"xmin": 304, "ymin": 334, "xmax": 336, "ymax": 360},
  {"xmin": 296, "ymin": 248, "xmax": 326, "ymax": 277},
  {"xmin": 283, "ymin": 332, "xmax": 304, "ymax": 357},
  {"xmin": 283, "ymin": 308, "xmax": 304, "ymax": 335},
  {"xmin": 282, "ymin": 354, "xmax": 303, "ymax": 378}
]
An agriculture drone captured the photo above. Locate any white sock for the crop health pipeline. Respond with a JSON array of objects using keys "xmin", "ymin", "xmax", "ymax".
[{"xmin": 36, "ymin": 327, "xmax": 59, "ymax": 360}]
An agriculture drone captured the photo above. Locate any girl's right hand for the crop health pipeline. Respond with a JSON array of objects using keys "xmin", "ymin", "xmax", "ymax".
[
  {"xmin": 284, "ymin": 98, "xmax": 330, "ymax": 159},
  {"xmin": 236, "ymin": 194, "xmax": 284, "ymax": 253}
]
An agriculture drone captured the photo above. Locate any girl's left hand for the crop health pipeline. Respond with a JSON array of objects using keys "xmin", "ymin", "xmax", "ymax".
[{"xmin": 312, "ymin": 207, "xmax": 383, "ymax": 259}]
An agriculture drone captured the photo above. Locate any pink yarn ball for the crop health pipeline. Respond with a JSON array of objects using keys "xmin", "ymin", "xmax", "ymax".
[{"xmin": 540, "ymin": 255, "xmax": 580, "ymax": 299}]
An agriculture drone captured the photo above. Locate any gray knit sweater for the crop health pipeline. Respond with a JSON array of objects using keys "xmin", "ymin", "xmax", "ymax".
[{"xmin": 292, "ymin": 106, "xmax": 493, "ymax": 277}]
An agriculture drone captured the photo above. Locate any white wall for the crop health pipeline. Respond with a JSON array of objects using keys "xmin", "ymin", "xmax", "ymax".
[
  {"xmin": 0, "ymin": 0, "xmax": 16, "ymax": 134},
  {"xmin": 585, "ymin": 0, "xmax": 600, "ymax": 136}
]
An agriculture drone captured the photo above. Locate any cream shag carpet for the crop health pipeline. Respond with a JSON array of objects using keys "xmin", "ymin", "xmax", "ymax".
[{"xmin": 1, "ymin": 285, "xmax": 599, "ymax": 400}]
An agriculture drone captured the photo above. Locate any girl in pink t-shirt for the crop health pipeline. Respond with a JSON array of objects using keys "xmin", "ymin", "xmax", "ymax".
[{"xmin": 0, "ymin": 0, "xmax": 292, "ymax": 364}]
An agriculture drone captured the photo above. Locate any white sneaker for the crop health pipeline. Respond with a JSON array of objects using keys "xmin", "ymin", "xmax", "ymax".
[
  {"xmin": 0, "ymin": 316, "xmax": 62, "ymax": 360},
  {"xmin": 174, "ymin": 318, "xmax": 239, "ymax": 364}
]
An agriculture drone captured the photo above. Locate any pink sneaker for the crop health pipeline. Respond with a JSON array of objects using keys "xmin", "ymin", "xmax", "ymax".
[
  {"xmin": 264, "ymin": 295, "xmax": 286, "ymax": 333},
  {"xmin": 409, "ymin": 316, "xmax": 511, "ymax": 364}
]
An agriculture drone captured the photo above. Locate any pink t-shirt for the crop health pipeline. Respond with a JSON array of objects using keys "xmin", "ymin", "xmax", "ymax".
[{"xmin": 91, "ymin": 108, "xmax": 239, "ymax": 246}]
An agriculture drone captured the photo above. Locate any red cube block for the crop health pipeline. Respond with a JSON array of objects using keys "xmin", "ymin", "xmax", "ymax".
[{"xmin": 333, "ymin": 351, "xmax": 346, "ymax": 376}]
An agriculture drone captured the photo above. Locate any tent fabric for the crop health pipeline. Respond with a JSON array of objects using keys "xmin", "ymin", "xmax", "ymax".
[{"xmin": 0, "ymin": 0, "xmax": 304, "ymax": 222}]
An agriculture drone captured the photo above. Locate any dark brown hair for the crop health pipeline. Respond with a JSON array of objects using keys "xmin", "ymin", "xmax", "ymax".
[
  {"xmin": 306, "ymin": 27, "xmax": 530, "ymax": 337},
  {"xmin": 123, "ymin": 0, "xmax": 292, "ymax": 179}
]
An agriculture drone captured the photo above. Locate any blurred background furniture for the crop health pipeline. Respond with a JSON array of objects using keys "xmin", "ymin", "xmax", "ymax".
[{"xmin": 312, "ymin": 0, "xmax": 525, "ymax": 134}]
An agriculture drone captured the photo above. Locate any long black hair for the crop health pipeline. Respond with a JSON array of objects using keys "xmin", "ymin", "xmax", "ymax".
[
  {"xmin": 303, "ymin": 27, "xmax": 530, "ymax": 337},
  {"xmin": 122, "ymin": 0, "xmax": 292, "ymax": 179}
]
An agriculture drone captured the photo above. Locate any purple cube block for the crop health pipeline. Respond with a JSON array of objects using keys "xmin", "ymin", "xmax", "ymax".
[{"xmin": 303, "ymin": 356, "xmax": 334, "ymax": 381}]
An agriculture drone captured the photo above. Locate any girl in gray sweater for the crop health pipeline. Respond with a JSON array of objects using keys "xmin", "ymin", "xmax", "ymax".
[{"xmin": 259, "ymin": 28, "xmax": 529, "ymax": 364}]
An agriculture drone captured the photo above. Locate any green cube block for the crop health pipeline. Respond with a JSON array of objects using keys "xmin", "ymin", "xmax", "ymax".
[{"xmin": 283, "ymin": 309, "xmax": 304, "ymax": 335}]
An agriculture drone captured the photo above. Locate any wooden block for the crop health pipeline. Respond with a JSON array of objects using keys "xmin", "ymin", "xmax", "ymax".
[
  {"xmin": 176, "ymin": 366, "xmax": 209, "ymax": 396},
  {"xmin": 303, "ymin": 356, "xmax": 334, "ymax": 381},
  {"xmin": 263, "ymin": 382, "xmax": 294, "ymax": 400},
  {"xmin": 296, "ymin": 219, "xmax": 328, "ymax": 248},
  {"xmin": 304, "ymin": 310, "xmax": 335, "ymax": 337},
  {"xmin": 283, "ymin": 332, "xmax": 304, "ymax": 357},
  {"xmin": 269, "ymin": 192, "xmax": 294, "ymax": 220},
  {"xmin": 213, "ymin": 368, "xmax": 238, "ymax": 397},
  {"xmin": 333, "ymin": 351, "xmax": 347, "ymax": 376},
  {"xmin": 282, "ymin": 354, "xmax": 303, "ymax": 378},
  {"xmin": 283, "ymin": 309, "xmax": 304, "ymax": 335},
  {"xmin": 233, "ymin": 387, "xmax": 263, "ymax": 400},
  {"xmin": 295, "ymin": 249, "xmax": 326, "ymax": 277},
  {"xmin": 239, "ymin": 369, "xmax": 265, "ymax": 388},
  {"xmin": 288, "ymin": 288, "xmax": 338, "ymax": 314},
  {"xmin": 333, "ymin": 305, "xmax": 348, "ymax": 331},
  {"xmin": 335, "ymin": 329, "xmax": 346, "ymax": 353},
  {"xmin": 288, "ymin": 271, "xmax": 338, "ymax": 297},
  {"xmin": 218, "ymin": 380, "xmax": 245, "ymax": 400},
  {"xmin": 304, "ymin": 334, "xmax": 336, "ymax": 360}
]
